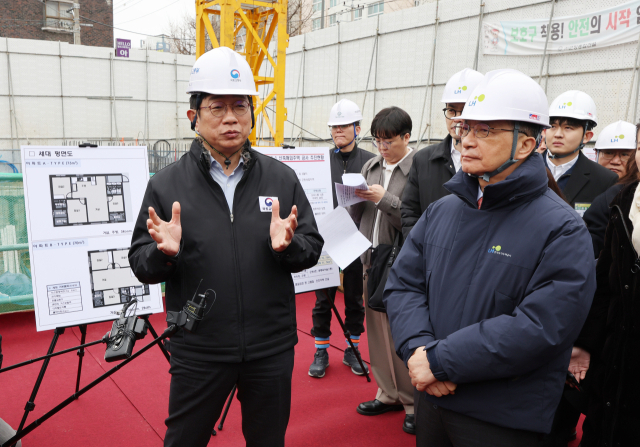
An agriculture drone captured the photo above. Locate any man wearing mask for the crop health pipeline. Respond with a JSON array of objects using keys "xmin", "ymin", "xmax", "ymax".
[
  {"xmin": 384, "ymin": 70, "xmax": 596, "ymax": 445},
  {"xmin": 129, "ymin": 47, "xmax": 323, "ymax": 447},
  {"xmin": 401, "ymin": 68, "xmax": 484, "ymax": 237},
  {"xmin": 545, "ymin": 90, "xmax": 617, "ymax": 214},
  {"xmin": 309, "ymin": 99, "xmax": 374, "ymax": 379}
]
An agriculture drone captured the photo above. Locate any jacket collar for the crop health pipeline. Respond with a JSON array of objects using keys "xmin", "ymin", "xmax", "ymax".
[
  {"xmin": 332, "ymin": 144, "xmax": 361, "ymax": 160},
  {"xmin": 444, "ymin": 152, "xmax": 549, "ymax": 211},
  {"xmin": 189, "ymin": 138, "xmax": 255, "ymax": 173},
  {"xmin": 368, "ymin": 148, "xmax": 415, "ymax": 176},
  {"xmin": 428, "ymin": 135, "xmax": 454, "ymax": 162}
]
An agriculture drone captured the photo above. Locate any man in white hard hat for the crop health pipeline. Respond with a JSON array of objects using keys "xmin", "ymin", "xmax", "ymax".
[
  {"xmin": 401, "ymin": 68, "xmax": 484, "ymax": 236},
  {"xmin": 594, "ymin": 120, "xmax": 637, "ymax": 178},
  {"xmin": 545, "ymin": 91, "xmax": 617, "ymax": 213},
  {"xmin": 129, "ymin": 47, "xmax": 323, "ymax": 447},
  {"xmin": 384, "ymin": 69, "xmax": 595, "ymax": 444},
  {"xmin": 308, "ymin": 99, "xmax": 374, "ymax": 379}
]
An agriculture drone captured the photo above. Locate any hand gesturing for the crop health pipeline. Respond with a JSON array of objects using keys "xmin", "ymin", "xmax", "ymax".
[
  {"xmin": 270, "ymin": 199, "xmax": 298, "ymax": 253},
  {"xmin": 147, "ymin": 202, "xmax": 182, "ymax": 257}
]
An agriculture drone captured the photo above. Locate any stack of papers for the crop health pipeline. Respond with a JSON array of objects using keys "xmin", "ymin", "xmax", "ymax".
[
  {"xmin": 335, "ymin": 173, "xmax": 369, "ymax": 207},
  {"xmin": 317, "ymin": 207, "xmax": 372, "ymax": 269}
]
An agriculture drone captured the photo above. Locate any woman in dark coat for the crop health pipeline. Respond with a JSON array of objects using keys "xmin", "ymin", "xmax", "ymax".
[{"xmin": 574, "ymin": 146, "xmax": 640, "ymax": 447}]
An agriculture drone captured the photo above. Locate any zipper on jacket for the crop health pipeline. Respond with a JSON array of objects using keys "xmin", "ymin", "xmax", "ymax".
[{"xmin": 196, "ymin": 149, "xmax": 249, "ymax": 360}]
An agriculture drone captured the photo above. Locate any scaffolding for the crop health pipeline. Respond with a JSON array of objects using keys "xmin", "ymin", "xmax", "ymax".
[{"xmin": 195, "ymin": 0, "xmax": 289, "ymax": 146}]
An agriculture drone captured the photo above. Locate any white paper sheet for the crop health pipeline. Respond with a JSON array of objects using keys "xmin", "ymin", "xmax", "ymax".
[
  {"xmin": 335, "ymin": 173, "xmax": 369, "ymax": 207},
  {"xmin": 21, "ymin": 146, "xmax": 164, "ymax": 331},
  {"xmin": 317, "ymin": 207, "xmax": 372, "ymax": 270}
]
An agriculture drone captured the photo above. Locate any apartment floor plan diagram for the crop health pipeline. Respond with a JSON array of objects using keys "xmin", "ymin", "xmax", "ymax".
[
  {"xmin": 50, "ymin": 174, "xmax": 129, "ymax": 227},
  {"xmin": 88, "ymin": 248, "xmax": 150, "ymax": 308}
]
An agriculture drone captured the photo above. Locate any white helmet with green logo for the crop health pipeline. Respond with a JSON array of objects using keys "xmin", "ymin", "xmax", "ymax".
[
  {"xmin": 441, "ymin": 68, "xmax": 485, "ymax": 104},
  {"xmin": 549, "ymin": 90, "xmax": 598, "ymax": 127},
  {"xmin": 456, "ymin": 69, "xmax": 551, "ymax": 181},
  {"xmin": 595, "ymin": 120, "xmax": 637, "ymax": 150}
]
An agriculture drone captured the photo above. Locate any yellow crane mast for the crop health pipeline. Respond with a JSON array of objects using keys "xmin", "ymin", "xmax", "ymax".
[{"xmin": 195, "ymin": 0, "xmax": 288, "ymax": 146}]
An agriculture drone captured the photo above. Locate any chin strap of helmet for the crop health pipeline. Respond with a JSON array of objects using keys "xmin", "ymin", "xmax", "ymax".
[
  {"xmin": 469, "ymin": 122, "xmax": 521, "ymax": 182},
  {"xmin": 547, "ymin": 121, "xmax": 588, "ymax": 159},
  {"xmin": 191, "ymin": 93, "xmax": 256, "ymax": 132},
  {"xmin": 333, "ymin": 123, "xmax": 358, "ymax": 153}
]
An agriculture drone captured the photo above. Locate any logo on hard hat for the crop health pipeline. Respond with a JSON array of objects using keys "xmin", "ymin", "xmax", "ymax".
[
  {"xmin": 529, "ymin": 114, "xmax": 540, "ymax": 121},
  {"xmin": 231, "ymin": 69, "xmax": 240, "ymax": 79},
  {"xmin": 191, "ymin": 68, "xmax": 200, "ymax": 74},
  {"xmin": 558, "ymin": 102, "xmax": 573, "ymax": 109},
  {"xmin": 611, "ymin": 134, "xmax": 624, "ymax": 143},
  {"xmin": 454, "ymin": 85, "xmax": 468, "ymax": 94},
  {"xmin": 468, "ymin": 94, "xmax": 485, "ymax": 107},
  {"xmin": 336, "ymin": 111, "xmax": 342, "ymax": 117}
]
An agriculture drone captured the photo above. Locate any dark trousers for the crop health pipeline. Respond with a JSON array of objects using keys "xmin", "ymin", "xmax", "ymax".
[
  {"xmin": 311, "ymin": 258, "xmax": 365, "ymax": 339},
  {"xmin": 415, "ymin": 390, "xmax": 544, "ymax": 447},
  {"xmin": 543, "ymin": 387, "xmax": 584, "ymax": 446},
  {"xmin": 164, "ymin": 348, "xmax": 295, "ymax": 447}
]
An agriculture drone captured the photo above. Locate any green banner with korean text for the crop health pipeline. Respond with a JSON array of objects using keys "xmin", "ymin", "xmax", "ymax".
[{"xmin": 484, "ymin": 1, "xmax": 640, "ymax": 56}]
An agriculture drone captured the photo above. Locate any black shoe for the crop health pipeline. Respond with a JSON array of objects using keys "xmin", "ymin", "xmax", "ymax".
[
  {"xmin": 357, "ymin": 399, "xmax": 404, "ymax": 416},
  {"xmin": 343, "ymin": 347, "xmax": 370, "ymax": 375},
  {"xmin": 403, "ymin": 414, "xmax": 416, "ymax": 435},
  {"xmin": 308, "ymin": 348, "xmax": 329, "ymax": 378}
]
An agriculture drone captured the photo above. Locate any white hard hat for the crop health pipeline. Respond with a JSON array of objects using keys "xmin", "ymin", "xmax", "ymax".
[
  {"xmin": 328, "ymin": 99, "xmax": 363, "ymax": 126},
  {"xmin": 595, "ymin": 120, "xmax": 637, "ymax": 150},
  {"xmin": 441, "ymin": 68, "xmax": 485, "ymax": 104},
  {"xmin": 458, "ymin": 69, "xmax": 551, "ymax": 128},
  {"xmin": 187, "ymin": 47, "xmax": 258, "ymax": 96},
  {"xmin": 549, "ymin": 90, "xmax": 598, "ymax": 126}
]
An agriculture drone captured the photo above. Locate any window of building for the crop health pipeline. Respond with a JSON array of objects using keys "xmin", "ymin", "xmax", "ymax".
[
  {"xmin": 312, "ymin": 18, "xmax": 322, "ymax": 30},
  {"xmin": 44, "ymin": 1, "xmax": 74, "ymax": 31},
  {"xmin": 368, "ymin": 1, "xmax": 383, "ymax": 16},
  {"xmin": 354, "ymin": 7, "xmax": 363, "ymax": 19},
  {"xmin": 330, "ymin": 0, "xmax": 338, "ymax": 7},
  {"xmin": 312, "ymin": 0, "xmax": 323, "ymax": 12},
  {"xmin": 329, "ymin": 14, "xmax": 337, "ymax": 26}
]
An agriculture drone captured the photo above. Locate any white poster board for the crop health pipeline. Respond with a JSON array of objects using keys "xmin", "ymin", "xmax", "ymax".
[
  {"xmin": 254, "ymin": 147, "xmax": 341, "ymax": 294},
  {"xmin": 21, "ymin": 146, "xmax": 163, "ymax": 331}
]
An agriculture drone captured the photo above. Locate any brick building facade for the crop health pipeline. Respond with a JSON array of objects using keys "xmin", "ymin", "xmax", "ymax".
[{"xmin": 0, "ymin": 0, "xmax": 113, "ymax": 48}]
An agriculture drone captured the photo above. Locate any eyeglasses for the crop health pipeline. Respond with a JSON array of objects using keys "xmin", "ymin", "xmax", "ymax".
[
  {"xmin": 329, "ymin": 124, "xmax": 353, "ymax": 131},
  {"xmin": 598, "ymin": 150, "xmax": 634, "ymax": 161},
  {"xmin": 372, "ymin": 135, "xmax": 404, "ymax": 150},
  {"xmin": 199, "ymin": 100, "xmax": 251, "ymax": 118},
  {"xmin": 443, "ymin": 108, "xmax": 463, "ymax": 119},
  {"xmin": 455, "ymin": 123, "xmax": 514, "ymax": 139}
]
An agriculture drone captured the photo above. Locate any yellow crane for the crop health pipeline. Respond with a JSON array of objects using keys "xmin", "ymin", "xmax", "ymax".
[{"xmin": 195, "ymin": 0, "xmax": 288, "ymax": 146}]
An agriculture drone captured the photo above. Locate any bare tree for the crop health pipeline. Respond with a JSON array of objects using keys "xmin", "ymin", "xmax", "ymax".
[
  {"xmin": 288, "ymin": 0, "xmax": 314, "ymax": 36},
  {"xmin": 166, "ymin": 13, "xmax": 218, "ymax": 55}
]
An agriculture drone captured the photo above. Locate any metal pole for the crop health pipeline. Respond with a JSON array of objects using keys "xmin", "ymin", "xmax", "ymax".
[
  {"xmin": 58, "ymin": 42, "xmax": 66, "ymax": 144},
  {"xmin": 109, "ymin": 52, "xmax": 113, "ymax": 142},
  {"xmin": 335, "ymin": 23, "xmax": 341, "ymax": 103},
  {"xmin": 290, "ymin": 38, "xmax": 305, "ymax": 144},
  {"xmin": 5, "ymin": 38, "xmax": 16, "ymax": 151},
  {"xmin": 625, "ymin": 36, "xmax": 640, "ymax": 121},
  {"xmin": 416, "ymin": 0, "xmax": 439, "ymax": 150},
  {"xmin": 175, "ymin": 55, "xmax": 180, "ymax": 152},
  {"xmin": 300, "ymin": 37, "xmax": 306, "ymax": 145},
  {"xmin": 372, "ymin": 15, "xmax": 380, "ymax": 118},
  {"xmin": 633, "ymin": 56, "xmax": 640, "ymax": 123},
  {"xmin": 72, "ymin": 3, "xmax": 81, "ymax": 45},
  {"xmin": 426, "ymin": 7, "xmax": 439, "ymax": 146},
  {"xmin": 145, "ymin": 48, "xmax": 150, "ymax": 149},
  {"xmin": 360, "ymin": 23, "xmax": 379, "ymax": 140},
  {"xmin": 473, "ymin": 1, "xmax": 485, "ymax": 71},
  {"xmin": 538, "ymin": 0, "xmax": 556, "ymax": 83}
]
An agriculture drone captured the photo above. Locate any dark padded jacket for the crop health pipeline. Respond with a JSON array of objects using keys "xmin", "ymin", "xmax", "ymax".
[
  {"xmin": 129, "ymin": 139, "xmax": 323, "ymax": 363},
  {"xmin": 583, "ymin": 183, "xmax": 624, "ymax": 258},
  {"xmin": 401, "ymin": 136, "xmax": 455, "ymax": 237},
  {"xmin": 329, "ymin": 144, "xmax": 376, "ymax": 209},
  {"xmin": 384, "ymin": 153, "xmax": 596, "ymax": 433}
]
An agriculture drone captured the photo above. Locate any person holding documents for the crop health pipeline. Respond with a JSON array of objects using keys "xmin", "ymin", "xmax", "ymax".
[
  {"xmin": 309, "ymin": 99, "xmax": 375, "ymax": 379},
  {"xmin": 350, "ymin": 106, "xmax": 416, "ymax": 435},
  {"xmin": 129, "ymin": 47, "xmax": 323, "ymax": 447}
]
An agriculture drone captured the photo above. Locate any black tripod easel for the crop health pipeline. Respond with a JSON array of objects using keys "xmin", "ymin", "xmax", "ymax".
[
  {"xmin": 0, "ymin": 320, "xmax": 180, "ymax": 447},
  {"xmin": 0, "ymin": 315, "xmax": 169, "ymax": 444}
]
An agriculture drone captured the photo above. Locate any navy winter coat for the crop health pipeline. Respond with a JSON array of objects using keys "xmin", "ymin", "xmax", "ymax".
[{"xmin": 384, "ymin": 153, "xmax": 596, "ymax": 434}]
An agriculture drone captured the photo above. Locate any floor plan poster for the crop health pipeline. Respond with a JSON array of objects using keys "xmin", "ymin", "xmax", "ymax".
[
  {"xmin": 21, "ymin": 146, "xmax": 163, "ymax": 331},
  {"xmin": 254, "ymin": 147, "xmax": 340, "ymax": 294}
]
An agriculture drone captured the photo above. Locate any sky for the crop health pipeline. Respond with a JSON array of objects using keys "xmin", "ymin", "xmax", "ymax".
[{"xmin": 111, "ymin": 0, "xmax": 195, "ymax": 48}]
